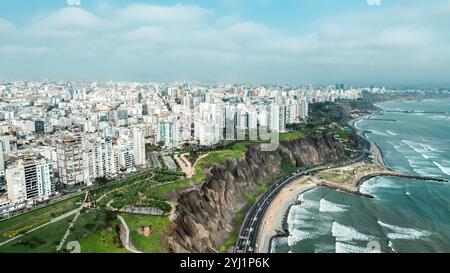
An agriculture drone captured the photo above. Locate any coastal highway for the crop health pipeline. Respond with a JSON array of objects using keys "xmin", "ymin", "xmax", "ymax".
[
  {"xmin": 235, "ymin": 122, "xmax": 373, "ymax": 253},
  {"xmin": 235, "ymin": 153, "xmax": 367, "ymax": 253}
]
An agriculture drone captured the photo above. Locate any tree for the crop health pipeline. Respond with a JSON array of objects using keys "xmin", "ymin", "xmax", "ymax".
[
  {"xmin": 94, "ymin": 176, "xmax": 109, "ymax": 186},
  {"xmin": 157, "ymin": 141, "xmax": 165, "ymax": 147},
  {"xmin": 104, "ymin": 210, "xmax": 117, "ymax": 225}
]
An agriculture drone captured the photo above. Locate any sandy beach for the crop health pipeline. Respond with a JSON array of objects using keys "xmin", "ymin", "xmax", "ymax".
[{"xmin": 255, "ymin": 177, "xmax": 316, "ymax": 253}]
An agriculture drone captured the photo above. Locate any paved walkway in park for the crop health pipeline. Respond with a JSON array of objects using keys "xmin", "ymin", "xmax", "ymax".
[{"xmin": 117, "ymin": 215, "xmax": 142, "ymax": 253}]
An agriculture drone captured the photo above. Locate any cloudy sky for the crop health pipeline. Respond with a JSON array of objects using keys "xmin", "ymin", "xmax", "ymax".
[{"xmin": 0, "ymin": 0, "xmax": 449, "ymax": 85}]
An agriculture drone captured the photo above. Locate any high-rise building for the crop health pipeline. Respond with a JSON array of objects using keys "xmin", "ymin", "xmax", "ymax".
[
  {"xmin": 132, "ymin": 127, "xmax": 146, "ymax": 166},
  {"xmin": 116, "ymin": 141, "xmax": 135, "ymax": 172},
  {"xmin": 269, "ymin": 103, "xmax": 286, "ymax": 133},
  {"xmin": 6, "ymin": 166, "xmax": 26, "ymax": 204},
  {"xmin": 300, "ymin": 99, "xmax": 309, "ymax": 119},
  {"xmin": 5, "ymin": 157, "xmax": 53, "ymax": 204},
  {"xmin": 0, "ymin": 141, "xmax": 4, "ymax": 172},
  {"xmin": 157, "ymin": 121, "xmax": 179, "ymax": 149},
  {"xmin": 56, "ymin": 135, "xmax": 84, "ymax": 186},
  {"xmin": 83, "ymin": 137, "xmax": 117, "ymax": 186},
  {"xmin": 35, "ymin": 120, "xmax": 45, "ymax": 134},
  {"xmin": 336, "ymin": 83, "xmax": 345, "ymax": 90}
]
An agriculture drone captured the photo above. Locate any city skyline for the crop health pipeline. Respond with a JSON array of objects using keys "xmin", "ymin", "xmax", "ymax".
[{"xmin": 0, "ymin": 0, "xmax": 449, "ymax": 85}]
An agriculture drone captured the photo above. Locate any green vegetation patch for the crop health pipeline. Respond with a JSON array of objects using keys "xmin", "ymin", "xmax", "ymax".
[
  {"xmin": 279, "ymin": 150, "xmax": 296, "ymax": 174},
  {"xmin": 192, "ymin": 141, "xmax": 252, "ymax": 184},
  {"xmin": 0, "ymin": 195, "xmax": 82, "ymax": 243},
  {"xmin": 144, "ymin": 179, "xmax": 190, "ymax": 200},
  {"xmin": 121, "ymin": 214, "xmax": 171, "ymax": 253},
  {"xmin": 0, "ymin": 215, "xmax": 71, "ymax": 253},
  {"xmin": 65, "ymin": 209, "xmax": 126, "ymax": 253},
  {"xmin": 219, "ymin": 182, "xmax": 268, "ymax": 253}
]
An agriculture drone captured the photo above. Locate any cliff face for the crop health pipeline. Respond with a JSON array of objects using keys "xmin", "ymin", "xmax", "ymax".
[
  {"xmin": 281, "ymin": 134, "xmax": 346, "ymax": 167},
  {"xmin": 167, "ymin": 134, "xmax": 347, "ymax": 253}
]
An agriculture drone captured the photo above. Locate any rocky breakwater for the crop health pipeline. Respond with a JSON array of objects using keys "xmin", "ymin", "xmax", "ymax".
[{"xmin": 167, "ymin": 134, "xmax": 349, "ymax": 253}]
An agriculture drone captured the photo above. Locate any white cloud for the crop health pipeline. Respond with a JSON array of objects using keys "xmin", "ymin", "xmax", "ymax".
[
  {"xmin": 118, "ymin": 4, "xmax": 213, "ymax": 25},
  {"xmin": 1, "ymin": 2, "xmax": 450, "ymax": 84},
  {"xmin": 367, "ymin": 0, "xmax": 381, "ymax": 6},
  {"xmin": 67, "ymin": 0, "xmax": 81, "ymax": 6},
  {"xmin": 0, "ymin": 19, "xmax": 16, "ymax": 35},
  {"xmin": 24, "ymin": 7, "xmax": 106, "ymax": 39}
]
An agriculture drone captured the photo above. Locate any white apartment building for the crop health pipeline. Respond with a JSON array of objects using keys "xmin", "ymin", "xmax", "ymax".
[
  {"xmin": 132, "ymin": 127, "xmax": 146, "ymax": 166},
  {"xmin": 269, "ymin": 103, "xmax": 287, "ymax": 133},
  {"xmin": 5, "ymin": 157, "xmax": 53, "ymax": 205},
  {"xmin": 157, "ymin": 120, "xmax": 179, "ymax": 149},
  {"xmin": 83, "ymin": 137, "xmax": 117, "ymax": 186},
  {"xmin": 115, "ymin": 139, "xmax": 135, "ymax": 172}
]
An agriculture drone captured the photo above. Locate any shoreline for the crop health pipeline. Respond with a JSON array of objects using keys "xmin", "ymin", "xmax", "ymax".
[
  {"xmin": 264, "ymin": 111, "xmax": 385, "ymax": 253},
  {"xmin": 255, "ymin": 177, "xmax": 316, "ymax": 253},
  {"xmin": 266, "ymin": 185, "xmax": 317, "ymax": 253}
]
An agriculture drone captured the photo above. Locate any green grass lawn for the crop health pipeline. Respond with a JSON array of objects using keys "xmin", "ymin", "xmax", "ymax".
[
  {"xmin": 0, "ymin": 209, "xmax": 127, "ymax": 253},
  {"xmin": 0, "ymin": 195, "xmax": 82, "ymax": 243},
  {"xmin": 91, "ymin": 171, "xmax": 153, "ymax": 201},
  {"xmin": 279, "ymin": 130, "xmax": 308, "ymax": 142},
  {"xmin": 66, "ymin": 210, "xmax": 126, "ymax": 253},
  {"xmin": 0, "ymin": 216, "xmax": 71, "ymax": 253},
  {"xmin": 121, "ymin": 214, "xmax": 171, "ymax": 253},
  {"xmin": 144, "ymin": 179, "xmax": 190, "ymax": 200},
  {"xmin": 77, "ymin": 228, "xmax": 126, "ymax": 253},
  {"xmin": 192, "ymin": 141, "xmax": 251, "ymax": 184}
]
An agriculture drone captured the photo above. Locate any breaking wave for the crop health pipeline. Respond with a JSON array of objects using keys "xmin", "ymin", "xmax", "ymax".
[
  {"xmin": 378, "ymin": 221, "xmax": 432, "ymax": 240},
  {"xmin": 335, "ymin": 242, "xmax": 369, "ymax": 253},
  {"xmin": 319, "ymin": 199, "xmax": 348, "ymax": 213},
  {"xmin": 386, "ymin": 130, "xmax": 398, "ymax": 136},
  {"xmin": 332, "ymin": 222, "xmax": 373, "ymax": 242},
  {"xmin": 433, "ymin": 161, "xmax": 450, "ymax": 176},
  {"xmin": 287, "ymin": 229, "xmax": 316, "ymax": 246}
]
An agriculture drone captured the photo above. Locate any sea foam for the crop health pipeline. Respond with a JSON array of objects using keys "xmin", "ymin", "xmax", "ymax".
[
  {"xmin": 378, "ymin": 221, "xmax": 431, "ymax": 240},
  {"xmin": 386, "ymin": 130, "xmax": 398, "ymax": 136},
  {"xmin": 331, "ymin": 222, "xmax": 373, "ymax": 242},
  {"xmin": 335, "ymin": 242, "xmax": 369, "ymax": 253},
  {"xmin": 433, "ymin": 161, "xmax": 450, "ymax": 176},
  {"xmin": 287, "ymin": 229, "xmax": 316, "ymax": 246},
  {"xmin": 319, "ymin": 199, "xmax": 348, "ymax": 213}
]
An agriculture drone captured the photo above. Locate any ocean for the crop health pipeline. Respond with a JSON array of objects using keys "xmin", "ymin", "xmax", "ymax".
[{"xmin": 271, "ymin": 98, "xmax": 450, "ymax": 253}]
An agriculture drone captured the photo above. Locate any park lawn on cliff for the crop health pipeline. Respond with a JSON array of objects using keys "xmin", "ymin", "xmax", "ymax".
[
  {"xmin": 144, "ymin": 179, "xmax": 191, "ymax": 200},
  {"xmin": 77, "ymin": 227, "xmax": 127, "ymax": 253},
  {"xmin": 279, "ymin": 130, "xmax": 308, "ymax": 142},
  {"xmin": 63, "ymin": 209, "xmax": 126, "ymax": 253},
  {"xmin": 0, "ymin": 195, "xmax": 83, "ymax": 244},
  {"xmin": 0, "ymin": 213, "xmax": 72, "ymax": 253},
  {"xmin": 121, "ymin": 214, "xmax": 171, "ymax": 253},
  {"xmin": 91, "ymin": 171, "xmax": 153, "ymax": 201},
  {"xmin": 192, "ymin": 141, "xmax": 252, "ymax": 184}
]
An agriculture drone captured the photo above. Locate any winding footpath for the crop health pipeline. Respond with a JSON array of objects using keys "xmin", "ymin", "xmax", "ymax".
[{"xmin": 117, "ymin": 215, "xmax": 142, "ymax": 253}]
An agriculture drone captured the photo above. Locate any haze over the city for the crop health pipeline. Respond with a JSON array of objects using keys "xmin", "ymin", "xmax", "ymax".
[{"xmin": 0, "ymin": 0, "xmax": 449, "ymax": 85}]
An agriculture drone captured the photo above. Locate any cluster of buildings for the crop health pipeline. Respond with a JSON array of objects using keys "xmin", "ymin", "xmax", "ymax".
[{"xmin": 0, "ymin": 81, "xmax": 363, "ymax": 215}]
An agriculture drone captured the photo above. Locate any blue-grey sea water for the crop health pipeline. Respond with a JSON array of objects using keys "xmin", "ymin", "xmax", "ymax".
[{"xmin": 271, "ymin": 98, "xmax": 450, "ymax": 253}]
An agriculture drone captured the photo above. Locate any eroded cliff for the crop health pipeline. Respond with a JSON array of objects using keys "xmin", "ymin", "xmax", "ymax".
[{"xmin": 167, "ymin": 134, "xmax": 348, "ymax": 253}]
